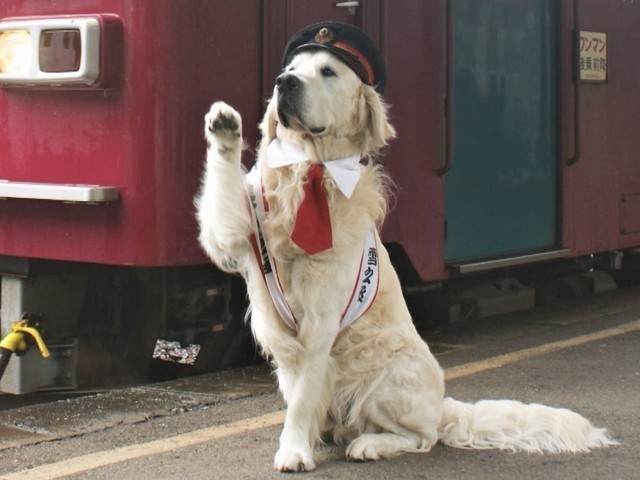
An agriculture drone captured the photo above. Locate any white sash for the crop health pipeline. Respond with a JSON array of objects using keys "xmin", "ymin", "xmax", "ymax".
[
  {"xmin": 244, "ymin": 163, "xmax": 379, "ymax": 332},
  {"xmin": 245, "ymin": 165, "xmax": 298, "ymax": 330}
]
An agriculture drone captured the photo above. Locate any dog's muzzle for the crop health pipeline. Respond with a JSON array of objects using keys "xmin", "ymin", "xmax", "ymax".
[
  {"xmin": 276, "ymin": 73, "xmax": 301, "ymax": 94},
  {"xmin": 276, "ymin": 73, "xmax": 302, "ymax": 128}
]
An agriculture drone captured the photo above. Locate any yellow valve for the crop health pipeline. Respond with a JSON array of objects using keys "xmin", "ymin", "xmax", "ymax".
[
  {"xmin": 0, "ymin": 331, "xmax": 29, "ymax": 353},
  {"xmin": 0, "ymin": 319, "xmax": 50, "ymax": 358}
]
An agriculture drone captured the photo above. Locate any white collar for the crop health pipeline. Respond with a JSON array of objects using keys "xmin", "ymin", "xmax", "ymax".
[{"xmin": 266, "ymin": 139, "xmax": 361, "ymax": 199}]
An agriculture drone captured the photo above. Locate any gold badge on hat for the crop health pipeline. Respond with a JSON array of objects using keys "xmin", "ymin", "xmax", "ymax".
[{"xmin": 315, "ymin": 27, "xmax": 334, "ymax": 44}]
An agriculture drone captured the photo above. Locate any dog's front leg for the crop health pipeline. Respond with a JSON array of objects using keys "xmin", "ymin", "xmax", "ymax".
[
  {"xmin": 274, "ymin": 324, "xmax": 338, "ymax": 473},
  {"xmin": 196, "ymin": 101, "xmax": 251, "ymax": 271}
]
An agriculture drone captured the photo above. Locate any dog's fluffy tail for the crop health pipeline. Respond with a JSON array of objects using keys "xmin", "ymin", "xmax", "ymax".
[{"xmin": 438, "ymin": 397, "xmax": 618, "ymax": 453}]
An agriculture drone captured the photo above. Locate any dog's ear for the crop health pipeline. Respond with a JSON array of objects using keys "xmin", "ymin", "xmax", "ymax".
[
  {"xmin": 260, "ymin": 96, "xmax": 279, "ymax": 142},
  {"xmin": 363, "ymin": 85, "xmax": 396, "ymax": 151}
]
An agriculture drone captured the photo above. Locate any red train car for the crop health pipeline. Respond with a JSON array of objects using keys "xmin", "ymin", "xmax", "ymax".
[{"xmin": 1, "ymin": 1, "xmax": 638, "ymax": 393}]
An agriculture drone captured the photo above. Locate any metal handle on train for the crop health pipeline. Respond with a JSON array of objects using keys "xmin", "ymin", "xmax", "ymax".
[
  {"xmin": 567, "ymin": 0, "xmax": 581, "ymax": 166},
  {"xmin": 335, "ymin": 1, "xmax": 359, "ymax": 15},
  {"xmin": 438, "ymin": 0, "xmax": 454, "ymax": 176}
]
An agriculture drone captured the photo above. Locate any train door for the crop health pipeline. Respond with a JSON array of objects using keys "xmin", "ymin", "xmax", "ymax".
[
  {"xmin": 445, "ymin": 0, "xmax": 558, "ymax": 263},
  {"xmin": 262, "ymin": 0, "xmax": 381, "ymax": 98}
]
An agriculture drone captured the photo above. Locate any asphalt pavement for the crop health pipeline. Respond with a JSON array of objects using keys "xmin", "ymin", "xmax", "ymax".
[{"xmin": 0, "ymin": 286, "xmax": 639, "ymax": 480}]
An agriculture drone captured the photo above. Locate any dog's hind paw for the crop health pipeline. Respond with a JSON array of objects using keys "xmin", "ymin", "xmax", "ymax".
[
  {"xmin": 346, "ymin": 433, "xmax": 426, "ymax": 462},
  {"xmin": 204, "ymin": 101, "xmax": 242, "ymax": 159},
  {"xmin": 346, "ymin": 435, "xmax": 383, "ymax": 462},
  {"xmin": 273, "ymin": 445, "xmax": 316, "ymax": 472}
]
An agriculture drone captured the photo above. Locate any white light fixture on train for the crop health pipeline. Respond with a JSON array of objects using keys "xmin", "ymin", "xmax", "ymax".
[{"xmin": 0, "ymin": 15, "xmax": 122, "ymax": 88}]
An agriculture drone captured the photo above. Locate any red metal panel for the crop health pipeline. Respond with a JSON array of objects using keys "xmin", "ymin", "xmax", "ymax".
[
  {"xmin": 0, "ymin": 0, "xmax": 261, "ymax": 266},
  {"xmin": 381, "ymin": 0, "xmax": 447, "ymax": 281},
  {"xmin": 561, "ymin": 0, "xmax": 640, "ymax": 256}
]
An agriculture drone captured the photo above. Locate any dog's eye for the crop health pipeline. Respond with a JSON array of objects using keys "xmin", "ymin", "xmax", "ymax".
[{"xmin": 321, "ymin": 67, "xmax": 337, "ymax": 78}]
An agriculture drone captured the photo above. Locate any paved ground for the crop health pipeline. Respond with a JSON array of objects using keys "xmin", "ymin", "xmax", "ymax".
[{"xmin": 0, "ymin": 286, "xmax": 639, "ymax": 479}]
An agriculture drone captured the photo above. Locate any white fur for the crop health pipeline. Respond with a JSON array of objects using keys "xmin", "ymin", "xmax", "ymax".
[
  {"xmin": 196, "ymin": 51, "xmax": 617, "ymax": 472},
  {"xmin": 439, "ymin": 398, "xmax": 617, "ymax": 453}
]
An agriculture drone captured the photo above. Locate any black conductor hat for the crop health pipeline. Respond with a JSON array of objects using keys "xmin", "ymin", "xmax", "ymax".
[{"xmin": 282, "ymin": 21, "xmax": 387, "ymax": 93}]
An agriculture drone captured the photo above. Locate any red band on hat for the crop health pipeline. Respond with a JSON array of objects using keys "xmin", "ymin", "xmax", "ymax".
[{"xmin": 333, "ymin": 41, "xmax": 375, "ymax": 86}]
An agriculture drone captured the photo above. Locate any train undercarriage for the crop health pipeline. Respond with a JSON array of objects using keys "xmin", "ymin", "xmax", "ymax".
[{"xmin": 2, "ymin": 248, "xmax": 639, "ymax": 394}]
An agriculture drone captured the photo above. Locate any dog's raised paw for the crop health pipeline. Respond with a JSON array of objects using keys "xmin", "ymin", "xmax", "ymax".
[
  {"xmin": 273, "ymin": 445, "xmax": 316, "ymax": 472},
  {"xmin": 204, "ymin": 101, "xmax": 242, "ymax": 156}
]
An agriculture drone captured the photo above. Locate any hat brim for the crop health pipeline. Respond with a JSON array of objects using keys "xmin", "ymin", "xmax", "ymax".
[{"xmin": 287, "ymin": 43, "xmax": 374, "ymax": 88}]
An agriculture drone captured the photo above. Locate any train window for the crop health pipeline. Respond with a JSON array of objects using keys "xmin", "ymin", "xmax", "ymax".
[
  {"xmin": 0, "ymin": 30, "xmax": 32, "ymax": 74},
  {"xmin": 39, "ymin": 29, "xmax": 82, "ymax": 73}
]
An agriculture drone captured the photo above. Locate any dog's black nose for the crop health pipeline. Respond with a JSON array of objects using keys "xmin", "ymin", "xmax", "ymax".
[{"xmin": 276, "ymin": 73, "xmax": 301, "ymax": 93}]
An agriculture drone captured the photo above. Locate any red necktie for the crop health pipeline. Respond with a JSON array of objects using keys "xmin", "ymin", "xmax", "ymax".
[{"xmin": 291, "ymin": 164, "xmax": 333, "ymax": 254}]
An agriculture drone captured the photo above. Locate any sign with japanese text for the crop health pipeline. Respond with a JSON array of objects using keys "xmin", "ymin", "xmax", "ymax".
[{"xmin": 580, "ymin": 31, "xmax": 607, "ymax": 83}]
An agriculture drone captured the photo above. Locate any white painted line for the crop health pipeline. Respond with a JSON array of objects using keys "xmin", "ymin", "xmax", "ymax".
[{"xmin": 2, "ymin": 318, "xmax": 639, "ymax": 479}]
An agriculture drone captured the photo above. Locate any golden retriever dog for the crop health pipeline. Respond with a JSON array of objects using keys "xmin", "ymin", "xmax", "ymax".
[{"xmin": 196, "ymin": 23, "xmax": 616, "ymax": 472}]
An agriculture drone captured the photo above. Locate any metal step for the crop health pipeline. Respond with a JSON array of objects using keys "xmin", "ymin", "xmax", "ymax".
[{"xmin": 449, "ymin": 249, "xmax": 572, "ymax": 275}]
